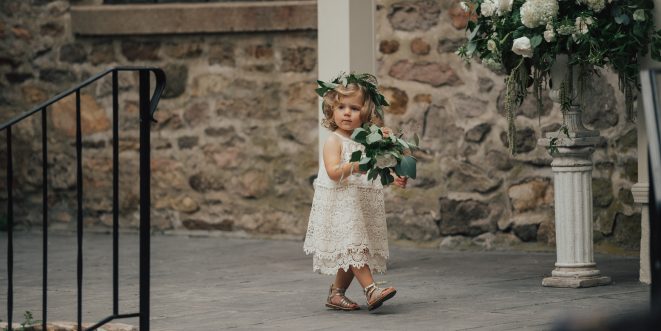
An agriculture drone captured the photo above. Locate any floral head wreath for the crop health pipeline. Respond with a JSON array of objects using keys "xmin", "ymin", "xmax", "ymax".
[{"xmin": 315, "ymin": 72, "xmax": 389, "ymax": 119}]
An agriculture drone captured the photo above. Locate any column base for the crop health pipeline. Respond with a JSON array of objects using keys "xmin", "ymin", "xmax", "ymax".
[{"xmin": 542, "ymin": 274, "xmax": 612, "ymax": 288}]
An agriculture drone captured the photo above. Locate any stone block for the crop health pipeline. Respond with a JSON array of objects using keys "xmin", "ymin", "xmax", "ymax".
[
  {"xmin": 389, "ymin": 60, "xmax": 462, "ymax": 87},
  {"xmin": 59, "ymin": 43, "xmax": 87, "ymax": 63},
  {"xmin": 379, "ymin": 39, "xmax": 399, "ymax": 54},
  {"xmin": 281, "ymin": 46, "xmax": 315, "ymax": 72},
  {"xmin": 465, "ymin": 123, "xmax": 491, "ymax": 143},
  {"xmin": 500, "ymin": 127, "xmax": 537, "ymax": 154},
  {"xmin": 445, "ymin": 159, "xmax": 502, "ymax": 194},
  {"xmin": 387, "ymin": 1, "xmax": 441, "ymax": 31},
  {"xmin": 387, "ymin": 213, "xmax": 440, "ymax": 241},
  {"xmin": 381, "ymin": 86, "xmax": 408, "ymax": 115},
  {"xmin": 51, "ymin": 93, "xmax": 110, "ymax": 137},
  {"xmin": 507, "ymin": 178, "xmax": 553, "ymax": 212},
  {"xmin": 162, "ymin": 64, "xmax": 188, "ymax": 98},
  {"xmin": 121, "ymin": 40, "xmax": 160, "ymax": 61},
  {"xmin": 439, "ymin": 198, "xmax": 493, "ymax": 236},
  {"xmin": 410, "ymin": 37, "xmax": 430, "ymax": 55}
]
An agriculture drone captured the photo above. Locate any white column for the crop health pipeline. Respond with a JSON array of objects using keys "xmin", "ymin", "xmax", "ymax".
[
  {"xmin": 632, "ymin": 98, "xmax": 651, "ymax": 284},
  {"xmin": 317, "ymin": 0, "xmax": 375, "ymax": 163},
  {"xmin": 538, "ymin": 139, "xmax": 612, "ymax": 288}
]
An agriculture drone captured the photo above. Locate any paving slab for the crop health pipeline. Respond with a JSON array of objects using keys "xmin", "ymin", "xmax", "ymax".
[{"xmin": 0, "ymin": 233, "xmax": 650, "ymax": 330}]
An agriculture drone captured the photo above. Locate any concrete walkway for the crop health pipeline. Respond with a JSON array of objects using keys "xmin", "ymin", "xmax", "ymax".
[{"xmin": 0, "ymin": 233, "xmax": 649, "ymax": 330}]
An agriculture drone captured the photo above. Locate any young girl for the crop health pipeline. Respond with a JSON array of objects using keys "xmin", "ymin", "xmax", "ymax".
[{"xmin": 303, "ymin": 74, "xmax": 407, "ymax": 311}]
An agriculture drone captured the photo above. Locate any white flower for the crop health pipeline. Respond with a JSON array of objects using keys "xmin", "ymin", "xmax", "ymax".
[
  {"xmin": 512, "ymin": 37, "xmax": 533, "ymax": 58},
  {"xmin": 487, "ymin": 39, "xmax": 497, "ymax": 51},
  {"xmin": 480, "ymin": 0, "xmax": 497, "ymax": 17},
  {"xmin": 375, "ymin": 154, "xmax": 397, "ymax": 168},
  {"xmin": 544, "ymin": 29, "xmax": 556, "ymax": 42},
  {"xmin": 496, "ymin": 0, "xmax": 514, "ymax": 15},
  {"xmin": 460, "ymin": 1, "xmax": 470, "ymax": 12},
  {"xmin": 520, "ymin": 0, "xmax": 559, "ymax": 28},
  {"xmin": 633, "ymin": 9, "xmax": 646, "ymax": 22},
  {"xmin": 575, "ymin": 17, "xmax": 591, "ymax": 34}
]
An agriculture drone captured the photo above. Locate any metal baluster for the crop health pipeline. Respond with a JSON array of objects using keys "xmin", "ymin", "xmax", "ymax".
[
  {"xmin": 76, "ymin": 89, "xmax": 83, "ymax": 331},
  {"xmin": 112, "ymin": 70, "xmax": 120, "ymax": 317},
  {"xmin": 139, "ymin": 70, "xmax": 151, "ymax": 331},
  {"xmin": 6, "ymin": 126, "xmax": 14, "ymax": 331},
  {"xmin": 42, "ymin": 108, "xmax": 48, "ymax": 330}
]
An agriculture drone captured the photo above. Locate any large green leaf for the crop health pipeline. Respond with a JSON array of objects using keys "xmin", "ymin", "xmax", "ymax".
[
  {"xmin": 366, "ymin": 132, "xmax": 382, "ymax": 145},
  {"xmin": 379, "ymin": 168, "xmax": 394, "ymax": 186},
  {"xmin": 399, "ymin": 155, "xmax": 417, "ymax": 179},
  {"xmin": 350, "ymin": 151, "xmax": 362, "ymax": 162}
]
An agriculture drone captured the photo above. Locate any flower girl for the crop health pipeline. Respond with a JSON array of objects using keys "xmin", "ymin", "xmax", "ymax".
[{"xmin": 303, "ymin": 73, "xmax": 407, "ymax": 311}]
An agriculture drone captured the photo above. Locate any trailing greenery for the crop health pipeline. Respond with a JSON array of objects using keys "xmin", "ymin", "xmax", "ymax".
[
  {"xmin": 350, "ymin": 124, "xmax": 419, "ymax": 186},
  {"xmin": 457, "ymin": 0, "xmax": 660, "ymax": 154}
]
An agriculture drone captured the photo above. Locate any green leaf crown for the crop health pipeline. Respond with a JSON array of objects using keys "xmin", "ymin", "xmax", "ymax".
[{"xmin": 315, "ymin": 72, "xmax": 390, "ymax": 119}]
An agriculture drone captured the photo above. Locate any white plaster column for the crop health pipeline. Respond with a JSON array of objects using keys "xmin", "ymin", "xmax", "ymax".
[
  {"xmin": 538, "ymin": 136, "xmax": 612, "ymax": 287},
  {"xmin": 632, "ymin": 98, "xmax": 651, "ymax": 284},
  {"xmin": 317, "ymin": 0, "xmax": 375, "ymax": 163}
]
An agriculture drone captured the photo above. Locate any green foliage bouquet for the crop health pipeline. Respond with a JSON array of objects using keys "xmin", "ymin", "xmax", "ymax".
[
  {"xmin": 457, "ymin": 0, "xmax": 660, "ymax": 153},
  {"xmin": 349, "ymin": 124, "xmax": 419, "ymax": 186}
]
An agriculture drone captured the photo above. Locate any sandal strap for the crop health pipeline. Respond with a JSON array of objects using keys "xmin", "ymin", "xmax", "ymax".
[{"xmin": 327, "ymin": 284, "xmax": 358, "ymax": 308}]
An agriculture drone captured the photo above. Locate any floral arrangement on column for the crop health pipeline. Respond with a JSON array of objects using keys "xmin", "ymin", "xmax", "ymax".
[{"xmin": 457, "ymin": 0, "xmax": 661, "ymax": 153}]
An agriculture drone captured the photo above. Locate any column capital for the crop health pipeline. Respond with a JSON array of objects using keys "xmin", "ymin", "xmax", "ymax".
[{"xmin": 632, "ymin": 182, "xmax": 650, "ymax": 204}]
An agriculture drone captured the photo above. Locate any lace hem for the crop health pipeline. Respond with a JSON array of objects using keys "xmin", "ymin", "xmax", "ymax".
[{"xmin": 303, "ymin": 247, "xmax": 388, "ymax": 275}]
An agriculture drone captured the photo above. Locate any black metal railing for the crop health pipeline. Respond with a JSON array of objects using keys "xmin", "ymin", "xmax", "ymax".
[
  {"xmin": 2, "ymin": 67, "xmax": 166, "ymax": 331},
  {"xmin": 640, "ymin": 68, "xmax": 661, "ymax": 311}
]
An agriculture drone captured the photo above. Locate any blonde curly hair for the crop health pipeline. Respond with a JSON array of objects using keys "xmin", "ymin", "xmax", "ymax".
[{"xmin": 321, "ymin": 83, "xmax": 383, "ymax": 130}]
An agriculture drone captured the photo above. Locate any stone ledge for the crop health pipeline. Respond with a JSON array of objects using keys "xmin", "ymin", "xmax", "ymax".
[{"xmin": 71, "ymin": 1, "xmax": 317, "ymax": 36}]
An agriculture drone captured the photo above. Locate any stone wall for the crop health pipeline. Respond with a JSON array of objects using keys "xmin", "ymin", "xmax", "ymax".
[{"xmin": 0, "ymin": 0, "xmax": 641, "ymax": 250}]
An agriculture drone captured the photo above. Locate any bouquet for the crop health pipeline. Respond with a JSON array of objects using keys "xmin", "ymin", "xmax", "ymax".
[{"xmin": 350, "ymin": 124, "xmax": 419, "ymax": 186}]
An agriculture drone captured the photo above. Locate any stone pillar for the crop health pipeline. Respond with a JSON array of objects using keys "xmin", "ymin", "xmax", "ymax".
[
  {"xmin": 317, "ymin": 0, "xmax": 375, "ymax": 163},
  {"xmin": 539, "ymin": 133, "xmax": 612, "ymax": 287}
]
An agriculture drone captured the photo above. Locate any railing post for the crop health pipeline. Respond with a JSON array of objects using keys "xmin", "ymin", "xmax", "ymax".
[
  {"xmin": 139, "ymin": 69, "xmax": 151, "ymax": 331},
  {"xmin": 42, "ymin": 108, "xmax": 48, "ymax": 330},
  {"xmin": 75, "ymin": 89, "xmax": 83, "ymax": 331},
  {"xmin": 6, "ymin": 127, "xmax": 13, "ymax": 331},
  {"xmin": 112, "ymin": 69, "xmax": 120, "ymax": 317}
]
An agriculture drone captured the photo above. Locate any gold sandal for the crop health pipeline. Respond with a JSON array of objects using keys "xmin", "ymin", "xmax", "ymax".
[
  {"xmin": 325, "ymin": 284, "xmax": 360, "ymax": 311},
  {"xmin": 364, "ymin": 283, "xmax": 396, "ymax": 311}
]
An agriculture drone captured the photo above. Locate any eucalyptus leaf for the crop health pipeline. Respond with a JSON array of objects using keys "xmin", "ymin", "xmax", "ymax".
[
  {"xmin": 530, "ymin": 35, "xmax": 542, "ymax": 49},
  {"xmin": 399, "ymin": 155, "xmax": 417, "ymax": 179},
  {"xmin": 350, "ymin": 150, "xmax": 362, "ymax": 162},
  {"xmin": 366, "ymin": 132, "xmax": 382, "ymax": 145},
  {"xmin": 359, "ymin": 156, "xmax": 371, "ymax": 165}
]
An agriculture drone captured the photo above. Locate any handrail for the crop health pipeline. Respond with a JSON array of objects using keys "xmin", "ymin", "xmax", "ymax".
[
  {"xmin": 0, "ymin": 66, "xmax": 166, "ymax": 131},
  {"xmin": 3, "ymin": 66, "xmax": 165, "ymax": 331}
]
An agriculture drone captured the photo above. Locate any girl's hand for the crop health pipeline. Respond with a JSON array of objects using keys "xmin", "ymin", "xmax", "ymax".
[
  {"xmin": 381, "ymin": 127, "xmax": 392, "ymax": 138},
  {"xmin": 394, "ymin": 175, "xmax": 408, "ymax": 188}
]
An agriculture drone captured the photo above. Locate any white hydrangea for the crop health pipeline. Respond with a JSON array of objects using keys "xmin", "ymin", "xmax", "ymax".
[
  {"xmin": 512, "ymin": 37, "xmax": 533, "ymax": 58},
  {"xmin": 633, "ymin": 9, "xmax": 646, "ymax": 22},
  {"xmin": 481, "ymin": 0, "xmax": 497, "ymax": 17},
  {"xmin": 520, "ymin": 0, "xmax": 560, "ymax": 28}
]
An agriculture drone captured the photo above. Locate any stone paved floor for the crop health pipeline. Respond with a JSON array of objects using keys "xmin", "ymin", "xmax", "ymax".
[{"xmin": 0, "ymin": 232, "xmax": 650, "ymax": 330}]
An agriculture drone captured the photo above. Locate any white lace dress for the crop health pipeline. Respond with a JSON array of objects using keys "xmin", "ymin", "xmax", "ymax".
[{"xmin": 303, "ymin": 132, "xmax": 388, "ymax": 275}]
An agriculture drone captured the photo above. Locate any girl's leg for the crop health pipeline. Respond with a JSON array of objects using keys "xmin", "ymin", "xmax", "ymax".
[
  {"xmin": 334, "ymin": 267, "xmax": 354, "ymax": 289},
  {"xmin": 349, "ymin": 265, "xmax": 374, "ymax": 288}
]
